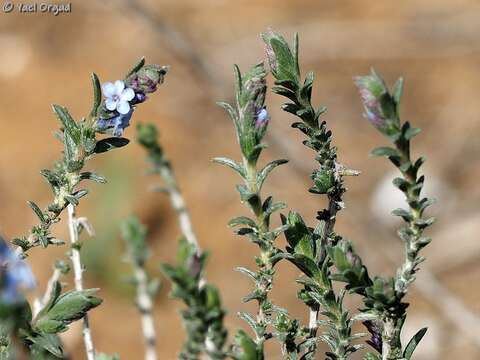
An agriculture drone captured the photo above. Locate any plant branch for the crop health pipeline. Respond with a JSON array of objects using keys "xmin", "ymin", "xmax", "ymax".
[
  {"xmin": 67, "ymin": 204, "xmax": 96, "ymax": 360},
  {"xmin": 134, "ymin": 265, "xmax": 158, "ymax": 360},
  {"xmin": 33, "ymin": 267, "xmax": 62, "ymax": 318},
  {"xmin": 158, "ymin": 165, "xmax": 201, "ymax": 255}
]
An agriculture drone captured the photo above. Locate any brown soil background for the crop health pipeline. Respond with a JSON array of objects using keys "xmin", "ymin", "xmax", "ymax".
[{"xmin": 1, "ymin": 1, "xmax": 479, "ymax": 359}]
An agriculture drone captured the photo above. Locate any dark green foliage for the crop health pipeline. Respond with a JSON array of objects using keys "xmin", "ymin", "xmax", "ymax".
[
  {"xmin": 231, "ymin": 330, "xmax": 263, "ymax": 360},
  {"xmin": 403, "ymin": 327, "xmax": 427, "ymax": 359},
  {"xmin": 215, "ymin": 61, "xmax": 295, "ymax": 358},
  {"xmin": 93, "ymin": 138, "xmax": 130, "ymax": 154},
  {"xmin": 262, "ymin": 30, "xmax": 362, "ymax": 359},
  {"xmin": 346, "ymin": 70, "xmax": 435, "ymax": 358},
  {"xmin": 161, "ymin": 239, "xmax": 227, "ymax": 359}
]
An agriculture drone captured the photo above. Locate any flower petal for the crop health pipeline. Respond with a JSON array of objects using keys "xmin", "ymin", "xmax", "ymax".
[
  {"xmin": 117, "ymin": 101, "xmax": 130, "ymax": 115},
  {"xmin": 120, "ymin": 87, "xmax": 135, "ymax": 102},
  {"xmin": 101, "ymin": 82, "xmax": 115, "ymax": 98},
  {"xmin": 114, "ymin": 80, "xmax": 125, "ymax": 94},
  {"xmin": 105, "ymin": 98, "xmax": 117, "ymax": 111}
]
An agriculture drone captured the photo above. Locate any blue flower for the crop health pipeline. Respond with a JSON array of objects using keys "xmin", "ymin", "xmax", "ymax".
[
  {"xmin": 96, "ymin": 109, "xmax": 134, "ymax": 137},
  {"xmin": 0, "ymin": 239, "xmax": 35, "ymax": 304},
  {"xmin": 132, "ymin": 92, "xmax": 147, "ymax": 104}
]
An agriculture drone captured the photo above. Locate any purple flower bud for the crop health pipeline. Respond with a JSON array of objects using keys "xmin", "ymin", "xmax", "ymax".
[
  {"xmin": 354, "ymin": 70, "xmax": 399, "ymax": 136},
  {"xmin": 354, "ymin": 75, "xmax": 387, "ymax": 130},
  {"xmin": 126, "ymin": 65, "xmax": 168, "ymax": 94},
  {"xmin": 260, "ymin": 30, "xmax": 279, "ymax": 73},
  {"xmin": 255, "ymin": 107, "xmax": 269, "ymax": 128},
  {"xmin": 188, "ymin": 253, "xmax": 202, "ymax": 278},
  {"xmin": 363, "ymin": 321, "xmax": 383, "ymax": 354},
  {"xmin": 345, "ymin": 247, "xmax": 362, "ymax": 268}
]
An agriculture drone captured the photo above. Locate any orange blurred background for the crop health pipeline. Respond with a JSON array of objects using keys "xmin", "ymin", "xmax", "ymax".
[{"xmin": 1, "ymin": 1, "xmax": 479, "ymax": 358}]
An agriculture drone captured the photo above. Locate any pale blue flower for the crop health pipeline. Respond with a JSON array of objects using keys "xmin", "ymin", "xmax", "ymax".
[
  {"xmin": 102, "ymin": 80, "xmax": 135, "ymax": 115},
  {"xmin": 0, "ymin": 238, "xmax": 35, "ymax": 304},
  {"xmin": 96, "ymin": 109, "xmax": 133, "ymax": 137}
]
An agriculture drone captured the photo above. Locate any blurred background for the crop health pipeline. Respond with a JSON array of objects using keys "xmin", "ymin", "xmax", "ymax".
[{"xmin": 1, "ymin": 0, "xmax": 479, "ymax": 358}]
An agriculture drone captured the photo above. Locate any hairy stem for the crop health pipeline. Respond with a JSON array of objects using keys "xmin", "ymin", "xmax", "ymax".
[
  {"xmin": 134, "ymin": 265, "xmax": 158, "ymax": 360},
  {"xmin": 159, "ymin": 166, "xmax": 200, "ymax": 254},
  {"xmin": 381, "ymin": 318, "xmax": 401, "ymax": 360},
  {"xmin": 33, "ymin": 267, "xmax": 62, "ymax": 317},
  {"xmin": 244, "ymin": 160, "xmax": 273, "ymax": 344},
  {"xmin": 67, "ymin": 204, "xmax": 96, "ymax": 360},
  {"xmin": 395, "ymin": 142, "xmax": 423, "ymax": 297},
  {"xmin": 308, "ymin": 308, "xmax": 318, "ymax": 337}
]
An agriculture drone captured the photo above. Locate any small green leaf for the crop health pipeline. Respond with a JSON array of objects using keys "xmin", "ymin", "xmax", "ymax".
[
  {"xmin": 269, "ymin": 37, "xmax": 298, "ymax": 82},
  {"xmin": 72, "ymin": 189, "xmax": 88, "ymax": 200},
  {"xmin": 94, "ymin": 137, "xmax": 130, "ymax": 153},
  {"xmin": 36, "ymin": 281, "xmax": 62, "ymax": 318},
  {"xmin": 90, "ymin": 73, "xmax": 102, "ymax": 118},
  {"xmin": 370, "ymin": 147, "xmax": 399, "ymax": 157},
  {"xmin": 235, "ymin": 267, "xmax": 257, "ymax": 280},
  {"xmin": 28, "ymin": 333, "xmax": 64, "ymax": 358},
  {"xmin": 212, "ymin": 157, "xmax": 245, "ymax": 178},
  {"xmin": 235, "ymin": 185, "xmax": 260, "ymax": 208},
  {"xmin": 257, "ymin": 159, "xmax": 288, "ymax": 189},
  {"xmin": 27, "ymin": 201, "xmax": 46, "ymax": 223},
  {"xmin": 310, "ymin": 169, "xmax": 335, "ymax": 194},
  {"xmin": 63, "ymin": 132, "xmax": 78, "ymax": 166},
  {"xmin": 217, "ymin": 101, "xmax": 238, "ymax": 124},
  {"xmin": 79, "ymin": 172, "xmax": 106, "ymax": 184},
  {"xmin": 403, "ymin": 327, "xmax": 427, "ymax": 359},
  {"xmin": 404, "ymin": 127, "xmax": 422, "ymax": 140},
  {"xmin": 233, "ymin": 64, "xmax": 242, "ymax": 102},
  {"xmin": 34, "ymin": 319, "xmax": 66, "ymax": 333},
  {"xmin": 125, "ymin": 56, "xmax": 145, "ymax": 78},
  {"xmin": 392, "ymin": 77, "xmax": 404, "ymax": 105},
  {"xmin": 286, "ymin": 253, "xmax": 321, "ymax": 280},
  {"xmin": 232, "ymin": 329, "xmax": 259, "ymax": 360},
  {"xmin": 392, "ymin": 177, "xmax": 409, "ymax": 191},
  {"xmin": 392, "ymin": 208, "xmax": 412, "ymax": 222},
  {"xmin": 36, "ymin": 289, "xmax": 102, "ymax": 332},
  {"xmin": 52, "ymin": 104, "xmax": 80, "ymax": 144},
  {"xmin": 235, "ymin": 228, "xmax": 255, "ymax": 236},
  {"xmin": 40, "ymin": 169, "xmax": 61, "ymax": 189},
  {"xmin": 237, "ymin": 311, "xmax": 257, "ymax": 333},
  {"xmin": 228, "ymin": 216, "xmax": 256, "ymax": 228},
  {"xmin": 64, "ymin": 195, "xmax": 79, "ymax": 206}
]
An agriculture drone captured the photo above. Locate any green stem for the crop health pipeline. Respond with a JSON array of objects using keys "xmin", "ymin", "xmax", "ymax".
[
  {"xmin": 244, "ymin": 159, "xmax": 273, "ymax": 345},
  {"xmin": 382, "ymin": 137, "xmax": 429, "ymax": 359}
]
